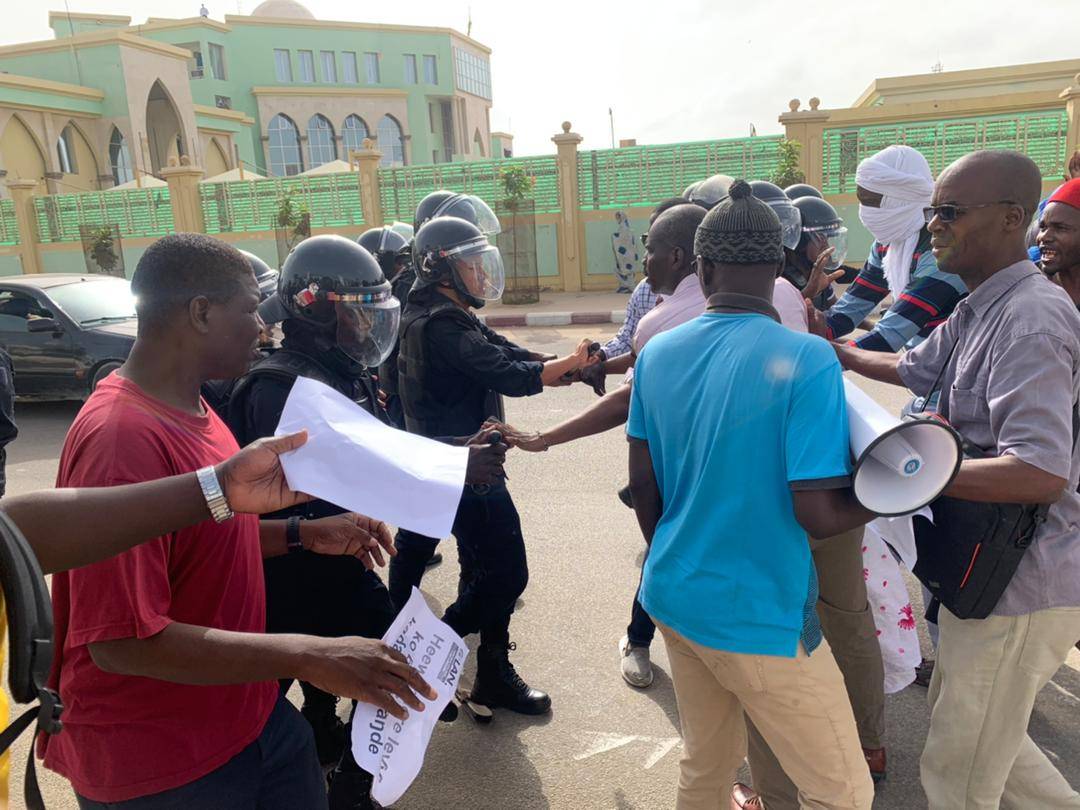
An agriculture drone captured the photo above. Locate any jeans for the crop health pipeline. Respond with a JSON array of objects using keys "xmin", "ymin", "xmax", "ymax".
[
  {"xmin": 76, "ymin": 694, "xmax": 326, "ymax": 810},
  {"xmin": 627, "ymin": 556, "xmax": 656, "ymax": 647},
  {"xmin": 388, "ymin": 484, "xmax": 528, "ymax": 645}
]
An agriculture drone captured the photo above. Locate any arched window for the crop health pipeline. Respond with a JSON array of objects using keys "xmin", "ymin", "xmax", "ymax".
[
  {"xmin": 109, "ymin": 128, "xmax": 134, "ymax": 185},
  {"xmin": 57, "ymin": 125, "xmax": 79, "ymax": 174},
  {"xmin": 268, "ymin": 114, "xmax": 303, "ymax": 176},
  {"xmin": 377, "ymin": 115, "xmax": 405, "ymax": 167},
  {"xmin": 341, "ymin": 115, "xmax": 369, "ymax": 157},
  {"xmin": 306, "ymin": 114, "xmax": 337, "ymax": 169}
]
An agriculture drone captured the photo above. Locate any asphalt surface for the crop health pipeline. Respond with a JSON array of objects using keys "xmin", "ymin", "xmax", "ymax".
[{"xmin": 5, "ymin": 324, "xmax": 1080, "ymax": 809}]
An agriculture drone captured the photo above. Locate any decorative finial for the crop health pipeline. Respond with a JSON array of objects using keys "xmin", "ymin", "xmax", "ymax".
[
  {"xmin": 788, "ymin": 99, "xmax": 800, "ymax": 112},
  {"xmin": 179, "ymin": 155, "xmax": 191, "ymax": 166},
  {"xmin": 809, "ymin": 97, "xmax": 820, "ymax": 111},
  {"xmin": 561, "ymin": 121, "xmax": 572, "ymax": 134},
  {"xmin": 167, "ymin": 156, "xmax": 178, "ymax": 167}
]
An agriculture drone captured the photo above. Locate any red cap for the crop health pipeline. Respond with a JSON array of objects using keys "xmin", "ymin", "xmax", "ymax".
[{"xmin": 1048, "ymin": 178, "xmax": 1080, "ymax": 210}]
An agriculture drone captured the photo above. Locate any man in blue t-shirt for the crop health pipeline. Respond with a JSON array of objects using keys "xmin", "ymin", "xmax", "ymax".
[{"xmin": 627, "ymin": 180, "xmax": 876, "ymax": 810}]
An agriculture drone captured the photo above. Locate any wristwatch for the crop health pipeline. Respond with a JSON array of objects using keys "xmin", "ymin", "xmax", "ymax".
[
  {"xmin": 286, "ymin": 515, "xmax": 304, "ymax": 554},
  {"xmin": 196, "ymin": 466, "xmax": 234, "ymax": 523}
]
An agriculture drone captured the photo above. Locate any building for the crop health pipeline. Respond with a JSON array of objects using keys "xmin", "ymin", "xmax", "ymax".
[{"xmin": 0, "ymin": 0, "xmax": 496, "ymax": 196}]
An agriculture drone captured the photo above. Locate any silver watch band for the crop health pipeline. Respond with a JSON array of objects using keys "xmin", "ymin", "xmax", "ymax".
[{"xmin": 196, "ymin": 466, "xmax": 234, "ymax": 523}]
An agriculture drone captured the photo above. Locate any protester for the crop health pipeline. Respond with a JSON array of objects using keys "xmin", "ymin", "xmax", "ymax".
[
  {"xmin": 836, "ymin": 150, "xmax": 1080, "ymax": 809},
  {"xmin": 40, "ymin": 233, "xmax": 435, "ymax": 810},
  {"xmin": 627, "ymin": 180, "xmax": 875, "ymax": 810},
  {"xmin": 1038, "ymin": 177, "xmax": 1080, "ymax": 307}
]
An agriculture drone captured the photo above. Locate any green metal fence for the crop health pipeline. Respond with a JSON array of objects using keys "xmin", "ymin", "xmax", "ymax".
[
  {"xmin": 822, "ymin": 109, "xmax": 1070, "ymax": 194},
  {"xmin": 34, "ymin": 187, "xmax": 175, "ymax": 243},
  {"xmin": 578, "ymin": 135, "xmax": 784, "ymax": 210},
  {"xmin": 0, "ymin": 199, "xmax": 18, "ymax": 246},
  {"xmin": 378, "ymin": 155, "xmax": 561, "ymax": 222},
  {"xmin": 201, "ymin": 174, "xmax": 365, "ymax": 235}
]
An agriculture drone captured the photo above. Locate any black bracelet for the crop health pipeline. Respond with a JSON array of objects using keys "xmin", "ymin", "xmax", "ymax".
[{"xmin": 286, "ymin": 515, "xmax": 304, "ymax": 554}]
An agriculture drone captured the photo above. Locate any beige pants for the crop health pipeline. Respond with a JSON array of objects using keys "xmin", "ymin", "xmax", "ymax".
[
  {"xmin": 920, "ymin": 605, "xmax": 1080, "ymax": 809},
  {"xmin": 746, "ymin": 527, "xmax": 886, "ymax": 809},
  {"xmin": 657, "ymin": 620, "xmax": 874, "ymax": 810}
]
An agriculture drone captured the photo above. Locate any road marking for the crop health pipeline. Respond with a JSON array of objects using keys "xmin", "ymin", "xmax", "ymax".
[
  {"xmin": 644, "ymin": 737, "xmax": 681, "ymax": 769},
  {"xmin": 573, "ymin": 733, "xmax": 638, "ymax": 761},
  {"xmin": 574, "ymin": 732, "xmax": 682, "ymax": 769}
]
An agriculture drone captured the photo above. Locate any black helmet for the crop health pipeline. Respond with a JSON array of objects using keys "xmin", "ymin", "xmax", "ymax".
[
  {"xmin": 239, "ymin": 250, "xmax": 278, "ymax": 302},
  {"xmin": 792, "ymin": 195, "xmax": 848, "ymax": 270},
  {"xmin": 413, "ymin": 190, "xmax": 457, "ymax": 232},
  {"xmin": 278, "ymin": 234, "xmax": 401, "ymax": 367},
  {"xmin": 784, "ymin": 183, "xmax": 822, "ymax": 200},
  {"xmin": 689, "ymin": 174, "xmax": 734, "ymax": 209},
  {"xmin": 748, "ymin": 181, "xmax": 802, "ymax": 250},
  {"xmin": 413, "ymin": 216, "xmax": 505, "ymax": 309},
  {"xmin": 681, "ymin": 181, "xmax": 702, "ymax": 201},
  {"xmin": 357, "ymin": 225, "xmax": 412, "ymax": 278},
  {"xmin": 418, "ymin": 192, "xmax": 501, "ymax": 237}
]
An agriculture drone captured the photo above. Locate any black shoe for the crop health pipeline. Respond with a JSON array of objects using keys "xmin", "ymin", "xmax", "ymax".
[
  {"xmin": 439, "ymin": 700, "xmax": 458, "ymax": 722},
  {"xmin": 327, "ymin": 767, "xmax": 377, "ymax": 810},
  {"xmin": 425, "ymin": 551, "xmax": 444, "ymax": 569},
  {"xmin": 302, "ymin": 702, "xmax": 347, "ymax": 767},
  {"xmin": 617, "ymin": 485, "xmax": 633, "ymax": 509},
  {"xmin": 470, "ymin": 642, "xmax": 551, "ymax": 715}
]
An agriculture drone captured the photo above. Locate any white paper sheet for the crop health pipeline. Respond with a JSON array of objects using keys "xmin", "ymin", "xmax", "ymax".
[
  {"xmin": 352, "ymin": 588, "xmax": 468, "ymax": 806},
  {"xmin": 275, "ymin": 376, "xmax": 468, "ymax": 538}
]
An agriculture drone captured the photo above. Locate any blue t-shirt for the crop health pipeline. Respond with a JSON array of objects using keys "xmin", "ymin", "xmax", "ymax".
[{"xmin": 627, "ymin": 311, "xmax": 852, "ymax": 657}]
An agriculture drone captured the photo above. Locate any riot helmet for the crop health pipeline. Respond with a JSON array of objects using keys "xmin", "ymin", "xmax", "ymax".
[
  {"xmin": 240, "ymin": 250, "xmax": 278, "ymax": 302},
  {"xmin": 413, "ymin": 190, "xmax": 457, "ymax": 232},
  {"xmin": 784, "ymin": 183, "xmax": 822, "ymax": 200},
  {"xmin": 689, "ymin": 174, "xmax": 735, "ymax": 209},
  {"xmin": 357, "ymin": 225, "xmax": 412, "ymax": 278},
  {"xmin": 792, "ymin": 195, "xmax": 848, "ymax": 270},
  {"xmin": 413, "ymin": 216, "xmax": 505, "ymax": 309},
  {"xmin": 749, "ymin": 181, "xmax": 802, "ymax": 250},
  {"xmin": 278, "ymin": 234, "xmax": 401, "ymax": 367},
  {"xmin": 681, "ymin": 181, "xmax": 702, "ymax": 202}
]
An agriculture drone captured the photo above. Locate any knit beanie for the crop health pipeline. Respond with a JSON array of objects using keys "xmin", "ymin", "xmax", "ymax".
[{"xmin": 694, "ymin": 179, "xmax": 783, "ymax": 265}]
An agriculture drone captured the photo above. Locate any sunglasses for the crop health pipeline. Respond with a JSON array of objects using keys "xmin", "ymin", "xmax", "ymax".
[{"xmin": 923, "ymin": 200, "xmax": 1018, "ymax": 224}]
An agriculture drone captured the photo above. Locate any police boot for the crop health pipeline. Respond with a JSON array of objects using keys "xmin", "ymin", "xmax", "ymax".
[
  {"xmin": 327, "ymin": 766, "xmax": 378, "ymax": 810},
  {"xmin": 469, "ymin": 642, "xmax": 551, "ymax": 715},
  {"xmin": 300, "ymin": 686, "xmax": 347, "ymax": 766}
]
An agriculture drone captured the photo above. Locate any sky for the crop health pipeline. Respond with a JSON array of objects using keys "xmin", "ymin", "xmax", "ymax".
[{"xmin": 4, "ymin": 0, "xmax": 1078, "ymax": 156}]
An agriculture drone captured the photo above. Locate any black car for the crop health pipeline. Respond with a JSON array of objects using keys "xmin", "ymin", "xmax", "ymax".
[{"xmin": 0, "ymin": 274, "xmax": 137, "ymax": 401}]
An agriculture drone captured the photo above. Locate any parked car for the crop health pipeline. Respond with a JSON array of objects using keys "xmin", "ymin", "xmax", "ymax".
[{"xmin": 0, "ymin": 274, "xmax": 137, "ymax": 401}]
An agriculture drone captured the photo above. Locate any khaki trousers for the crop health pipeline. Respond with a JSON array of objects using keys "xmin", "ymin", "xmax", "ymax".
[
  {"xmin": 657, "ymin": 620, "xmax": 873, "ymax": 810},
  {"xmin": 921, "ymin": 605, "xmax": 1080, "ymax": 810},
  {"xmin": 746, "ymin": 527, "xmax": 886, "ymax": 810}
]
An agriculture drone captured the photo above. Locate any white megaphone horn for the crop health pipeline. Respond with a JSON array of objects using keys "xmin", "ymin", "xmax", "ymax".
[{"xmin": 844, "ymin": 377, "xmax": 962, "ymax": 516}]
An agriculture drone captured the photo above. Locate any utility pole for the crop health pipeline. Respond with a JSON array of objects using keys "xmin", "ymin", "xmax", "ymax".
[{"xmin": 608, "ymin": 107, "xmax": 615, "ymax": 149}]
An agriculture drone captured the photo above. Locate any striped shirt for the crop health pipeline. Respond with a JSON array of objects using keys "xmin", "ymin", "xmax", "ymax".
[
  {"xmin": 826, "ymin": 227, "xmax": 967, "ymax": 352},
  {"xmin": 603, "ymin": 278, "xmax": 658, "ymax": 358}
]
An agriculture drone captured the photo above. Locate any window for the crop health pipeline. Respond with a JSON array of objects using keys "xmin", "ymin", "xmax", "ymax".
[
  {"xmin": 423, "ymin": 55, "xmax": 438, "ymax": 84},
  {"xmin": 377, "ymin": 115, "xmax": 404, "ymax": 167},
  {"xmin": 214, "ymin": 95, "xmax": 232, "ymax": 109},
  {"xmin": 321, "ymin": 50, "xmax": 337, "ymax": 83},
  {"xmin": 0, "ymin": 291, "xmax": 53, "ymax": 332},
  {"xmin": 180, "ymin": 42, "xmax": 204, "ymax": 78},
  {"xmin": 453, "ymin": 48, "xmax": 491, "ymax": 100},
  {"xmin": 298, "ymin": 50, "xmax": 315, "ymax": 83},
  {"xmin": 364, "ymin": 52, "xmax": 380, "ymax": 84},
  {"xmin": 428, "ymin": 103, "xmax": 436, "ymax": 133},
  {"xmin": 56, "ymin": 126, "xmax": 78, "ymax": 174},
  {"xmin": 404, "ymin": 54, "xmax": 417, "ymax": 84},
  {"xmin": 341, "ymin": 115, "xmax": 369, "ymax": 156},
  {"xmin": 307, "ymin": 114, "xmax": 337, "ymax": 168},
  {"xmin": 208, "ymin": 43, "xmax": 226, "ymax": 79},
  {"xmin": 274, "ymin": 48, "xmax": 292, "ymax": 82},
  {"xmin": 109, "ymin": 128, "xmax": 133, "ymax": 185},
  {"xmin": 268, "ymin": 114, "xmax": 303, "ymax": 176},
  {"xmin": 342, "ymin": 51, "xmax": 358, "ymax": 83}
]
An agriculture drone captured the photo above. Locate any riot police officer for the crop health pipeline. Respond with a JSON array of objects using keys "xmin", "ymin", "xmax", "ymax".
[
  {"xmin": 784, "ymin": 192, "xmax": 852, "ymax": 310},
  {"xmin": 391, "ymin": 215, "xmax": 593, "ymax": 717}
]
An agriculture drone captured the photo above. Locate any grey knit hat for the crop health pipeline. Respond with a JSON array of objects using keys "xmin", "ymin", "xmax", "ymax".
[{"xmin": 694, "ymin": 179, "xmax": 783, "ymax": 265}]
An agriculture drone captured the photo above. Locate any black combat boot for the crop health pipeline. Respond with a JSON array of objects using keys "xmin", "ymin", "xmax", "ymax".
[
  {"xmin": 327, "ymin": 766, "xmax": 377, "ymax": 810},
  {"xmin": 469, "ymin": 642, "xmax": 551, "ymax": 715},
  {"xmin": 301, "ymin": 690, "xmax": 347, "ymax": 767}
]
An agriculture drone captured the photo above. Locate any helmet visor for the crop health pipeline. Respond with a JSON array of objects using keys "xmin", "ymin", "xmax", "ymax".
[
  {"xmin": 771, "ymin": 202, "xmax": 803, "ymax": 250},
  {"xmin": 692, "ymin": 174, "xmax": 734, "ymax": 208},
  {"xmin": 333, "ymin": 296, "xmax": 401, "ymax": 367},
  {"xmin": 446, "ymin": 242, "xmax": 505, "ymax": 301},
  {"xmin": 435, "ymin": 195, "xmax": 502, "ymax": 236},
  {"xmin": 388, "ymin": 220, "xmax": 414, "ymax": 242},
  {"xmin": 807, "ymin": 226, "xmax": 849, "ymax": 270}
]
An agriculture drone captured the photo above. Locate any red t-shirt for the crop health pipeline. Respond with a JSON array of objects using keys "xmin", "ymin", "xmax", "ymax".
[{"xmin": 39, "ymin": 375, "xmax": 277, "ymax": 802}]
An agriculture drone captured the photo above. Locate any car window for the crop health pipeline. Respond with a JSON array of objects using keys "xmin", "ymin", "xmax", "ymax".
[
  {"xmin": 0, "ymin": 291, "xmax": 54, "ymax": 333},
  {"xmin": 46, "ymin": 278, "xmax": 136, "ymax": 325}
]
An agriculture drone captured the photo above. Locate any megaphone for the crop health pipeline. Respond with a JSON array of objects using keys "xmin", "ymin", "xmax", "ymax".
[{"xmin": 844, "ymin": 378, "xmax": 962, "ymax": 516}]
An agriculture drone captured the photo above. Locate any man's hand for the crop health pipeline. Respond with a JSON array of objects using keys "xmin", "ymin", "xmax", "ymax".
[
  {"xmin": 300, "ymin": 637, "xmax": 437, "ymax": 720},
  {"xmin": 216, "ymin": 431, "xmax": 312, "ymax": 515},
  {"xmin": 466, "ymin": 439, "xmax": 507, "ymax": 484},
  {"xmin": 482, "ymin": 419, "xmax": 549, "ymax": 452},
  {"xmin": 802, "ymin": 247, "xmax": 844, "ymax": 302},
  {"xmin": 301, "ymin": 513, "xmax": 395, "ymax": 570},
  {"xmin": 805, "ymin": 299, "xmax": 829, "ymax": 339},
  {"xmin": 579, "ymin": 360, "xmax": 607, "ymax": 396},
  {"xmin": 528, "ymin": 350, "xmax": 558, "ymax": 362}
]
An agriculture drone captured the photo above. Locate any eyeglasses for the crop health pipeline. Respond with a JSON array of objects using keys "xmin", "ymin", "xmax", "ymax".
[{"xmin": 923, "ymin": 200, "xmax": 1019, "ymax": 224}]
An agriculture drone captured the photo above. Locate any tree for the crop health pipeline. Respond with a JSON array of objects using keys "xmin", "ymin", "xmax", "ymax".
[{"xmin": 771, "ymin": 139, "xmax": 806, "ymax": 188}]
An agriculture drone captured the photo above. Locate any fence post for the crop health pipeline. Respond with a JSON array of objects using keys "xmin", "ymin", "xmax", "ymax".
[
  {"xmin": 352, "ymin": 143, "xmax": 385, "ymax": 227},
  {"xmin": 778, "ymin": 98, "xmax": 831, "ymax": 191},
  {"xmin": 159, "ymin": 156, "xmax": 206, "ymax": 234},
  {"xmin": 6, "ymin": 179, "xmax": 42, "ymax": 274},
  {"xmin": 552, "ymin": 121, "xmax": 584, "ymax": 292},
  {"xmin": 1060, "ymin": 73, "xmax": 1080, "ymax": 164}
]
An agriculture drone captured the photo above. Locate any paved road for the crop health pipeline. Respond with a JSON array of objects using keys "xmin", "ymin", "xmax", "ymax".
[{"xmin": 5, "ymin": 325, "xmax": 1080, "ymax": 809}]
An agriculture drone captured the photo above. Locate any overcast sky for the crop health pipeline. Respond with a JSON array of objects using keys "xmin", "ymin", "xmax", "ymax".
[{"xmin": 5, "ymin": 1, "xmax": 1077, "ymax": 156}]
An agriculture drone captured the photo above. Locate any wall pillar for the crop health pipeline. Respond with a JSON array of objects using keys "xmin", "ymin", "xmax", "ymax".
[
  {"xmin": 6, "ymin": 179, "xmax": 43, "ymax": 274},
  {"xmin": 352, "ymin": 142, "xmax": 384, "ymax": 227},
  {"xmin": 159, "ymin": 156, "xmax": 206, "ymax": 234},
  {"xmin": 1060, "ymin": 73, "xmax": 1080, "ymax": 165},
  {"xmin": 778, "ymin": 99, "xmax": 831, "ymax": 191},
  {"xmin": 552, "ymin": 121, "xmax": 584, "ymax": 292}
]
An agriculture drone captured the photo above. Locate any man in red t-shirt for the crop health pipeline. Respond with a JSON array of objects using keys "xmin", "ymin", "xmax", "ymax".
[{"xmin": 41, "ymin": 234, "xmax": 435, "ymax": 809}]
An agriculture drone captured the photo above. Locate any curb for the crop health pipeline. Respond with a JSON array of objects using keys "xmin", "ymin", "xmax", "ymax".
[{"xmin": 477, "ymin": 310, "xmax": 626, "ymax": 328}]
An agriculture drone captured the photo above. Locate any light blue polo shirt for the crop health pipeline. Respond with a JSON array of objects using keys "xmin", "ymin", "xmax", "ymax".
[{"xmin": 627, "ymin": 310, "xmax": 852, "ymax": 657}]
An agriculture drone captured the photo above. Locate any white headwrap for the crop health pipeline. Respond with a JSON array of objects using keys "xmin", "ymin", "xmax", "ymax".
[{"xmin": 856, "ymin": 145, "xmax": 934, "ymax": 298}]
